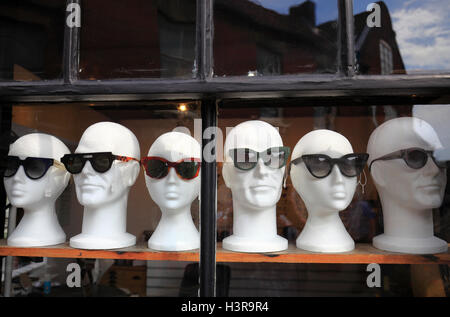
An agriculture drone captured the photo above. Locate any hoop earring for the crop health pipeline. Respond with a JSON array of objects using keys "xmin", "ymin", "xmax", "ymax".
[{"xmin": 358, "ymin": 170, "xmax": 367, "ymax": 194}]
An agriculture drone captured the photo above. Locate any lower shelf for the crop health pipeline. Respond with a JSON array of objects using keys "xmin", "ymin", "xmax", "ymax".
[{"xmin": 0, "ymin": 240, "xmax": 448, "ymax": 264}]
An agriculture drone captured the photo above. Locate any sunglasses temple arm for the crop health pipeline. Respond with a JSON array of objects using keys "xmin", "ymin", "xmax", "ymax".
[{"xmin": 53, "ymin": 160, "xmax": 67, "ymax": 171}]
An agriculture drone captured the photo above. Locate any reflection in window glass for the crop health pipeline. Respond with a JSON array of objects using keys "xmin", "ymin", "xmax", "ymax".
[
  {"xmin": 355, "ymin": 0, "xmax": 450, "ymax": 74},
  {"xmin": 213, "ymin": 0, "xmax": 339, "ymax": 76},
  {"xmin": 80, "ymin": 0, "xmax": 196, "ymax": 80},
  {"xmin": 0, "ymin": 0, "xmax": 65, "ymax": 81}
]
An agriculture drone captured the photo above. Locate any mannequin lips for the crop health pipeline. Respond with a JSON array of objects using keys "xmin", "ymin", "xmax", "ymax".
[
  {"xmin": 418, "ymin": 183, "xmax": 442, "ymax": 191},
  {"xmin": 165, "ymin": 191, "xmax": 180, "ymax": 199},
  {"xmin": 79, "ymin": 183, "xmax": 103, "ymax": 191},
  {"xmin": 250, "ymin": 184, "xmax": 275, "ymax": 192}
]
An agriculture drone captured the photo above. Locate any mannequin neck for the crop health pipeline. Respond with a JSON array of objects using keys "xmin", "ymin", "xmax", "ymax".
[
  {"xmin": 158, "ymin": 205, "xmax": 195, "ymax": 227},
  {"xmin": 20, "ymin": 201, "xmax": 59, "ymax": 227},
  {"xmin": 232, "ymin": 200, "xmax": 277, "ymax": 237},
  {"xmin": 82, "ymin": 194, "xmax": 129, "ymax": 235},
  {"xmin": 379, "ymin": 194, "xmax": 434, "ymax": 239},
  {"xmin": 304, "ymin": 207, "xmax": 346, "ymax": 231}
]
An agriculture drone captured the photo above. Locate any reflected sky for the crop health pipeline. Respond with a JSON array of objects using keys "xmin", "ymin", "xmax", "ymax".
[{"xmin": 249, "ymin": 0, "xmax": 450, "ymax": 71}]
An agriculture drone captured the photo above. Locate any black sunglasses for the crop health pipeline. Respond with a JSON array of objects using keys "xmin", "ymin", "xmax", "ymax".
[
  {"xmin": 2, "ymin": 156, "xmax": 65, "ymax": 180},
  {"xmin": 61, "ymin": 152, "xmax": 140, "ymax": 174},
  {"xmin": 228, "ymin": 147, "xmax": 291, "ymax": 171},
  {"xmin": 290, "ymin": 153, "xmax": 369, "ymax": 179},
  {"xmin": 369, "ymin": 147, "xmax": 447, "ymax": 171}
]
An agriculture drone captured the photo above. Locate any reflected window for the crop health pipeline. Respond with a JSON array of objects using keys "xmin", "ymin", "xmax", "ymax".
[{"xmin": 379, "ymin": 40, "xmax": 393, "ymax": 75}]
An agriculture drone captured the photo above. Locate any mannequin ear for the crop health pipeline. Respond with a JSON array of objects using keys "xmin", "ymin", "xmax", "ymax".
[
  {"xmin": 126, "ymin": 161, "xmax": 140, "ymax": 187},
  {"xmin": 369, "ymin": 165, "xmax": 386, "ymax": 188},
  {"xmin": 222, "ymin": 163, "xmax": 232, "ymax": 188}
]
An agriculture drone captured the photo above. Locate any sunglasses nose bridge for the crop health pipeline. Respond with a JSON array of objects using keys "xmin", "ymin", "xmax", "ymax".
[
  {"xmin": 12, "ymin": 165, "xmax": 27, "ymax": 181},
  {"xmin": 166, "ymin": 166, "xmax": 178, "ymax": 182},
  {"xmin": 330, "ymin": 163, "xmax": 344, "ymax": 183}
]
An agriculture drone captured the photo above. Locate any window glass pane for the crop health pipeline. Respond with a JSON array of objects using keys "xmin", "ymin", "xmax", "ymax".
[
  {"xmin": 0, "ymin": 0, "xmax": 65, "ymax": 81},
  {"xmin": 79, "ymin": 0, "xmax": 196, "ymax": 80},
  {"xmin": 217, "ymin": 100, "xmax": 450, "ymax": 296},
  {"xmin": 2, "ymin": 101, "xmax": 201, "ymax": 297},
  {"xmin": 354, "ymin": 0, "xmax": 450, "ymax": 74},
  {"xmin": 213, "ymin": 0, "xmax": 339, "ymax": 77}
]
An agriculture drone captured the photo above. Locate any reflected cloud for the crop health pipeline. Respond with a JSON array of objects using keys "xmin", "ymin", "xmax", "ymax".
[{"xmin": 391, "ymin": 0, "xmax": 450, "ymax": 71}]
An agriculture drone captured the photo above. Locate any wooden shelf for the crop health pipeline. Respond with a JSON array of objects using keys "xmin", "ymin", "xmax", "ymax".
[
  {"xmin": 0, "ymin": 240, "xmax": 449, "ymax": 264},
  {"xmin": 0, "ymin": 240, "xmax": 199, "ymax": 262},
  {"xmin": 216, "ymin": 243, "xmax": 450, "ymax": 264}
]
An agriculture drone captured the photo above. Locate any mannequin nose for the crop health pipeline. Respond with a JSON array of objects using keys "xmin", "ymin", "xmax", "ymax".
[
  {"xmin": 12, "ymin": 166, "xmax": 26, "ymax": 183},
  {"xmin": 81, "ymin": 161, "xmax": 96, "ymax": 175},
  {"xmin": 254, "ymin": 158, "xmax": 269, "ymax": 178},
  {"xmin": 424, "ymin": 157, "xmax": 441, "ymax": 176},
  {"xmin": 166, "ymin": 167, "xmax": 178, "ymax": 184},
  {"xmin": 330, "ymin": 165, "xmax": 344, "ymax": 184}
]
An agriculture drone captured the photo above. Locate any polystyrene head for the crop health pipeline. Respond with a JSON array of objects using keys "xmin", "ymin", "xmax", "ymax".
[
  {"xmin": 73, "ymin": 122, "xmax": 140, "ymax": 207},
  {"xmin": 367, "ymin": 117, "xmax": 446, "ymax": 209},
  {"xmin": 4, "ymin": 133, "xmax": 70, "ymax": 208},
  {"xmin": 145, "ymin": 132, "xmax": 201, "ymax": 211},
  {"xmin": 222, "ymin": 120, "xmax": 285, "ymax": 209},
  {"xmin": 290, "ymin": 129, "xmax": 357, "ymax": 214}
]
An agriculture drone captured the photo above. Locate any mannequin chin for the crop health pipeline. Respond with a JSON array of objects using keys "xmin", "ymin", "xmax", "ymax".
[
  {"xmin": 291, "ymin": 129, "xmax": 356, "ymax": 253},
  {"xmin": 222, "ymin": 120, "xmax": 288, "ymax": 253},
  {"xmin": 368, "ymin": 117, "xmax": 447, "ymax": 254},
  {"xmin": 69, "ymin": 122, "xmax": 140, "ymax": 250},
  {"xmin": 145, "ymin": 132, "xmax": 201, "ymax": 251},
  {"xmin": 4, "ymin": 133, "xmax": 70, "ymax": 247}
]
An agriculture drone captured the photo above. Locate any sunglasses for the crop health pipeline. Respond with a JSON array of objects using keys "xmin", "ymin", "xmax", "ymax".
[
  {"xmin": 369, "ymin": 147, "xmax": 447, "ymax": 171},
  {"xmin": 2, "ymin": 156, "xmax": 66, "ymax": 180},
  {"xmin": 141, "ymin": 156, "xmax": 201, "ymax": 180},
  {"xmin": 228, "ymin": 147, "xmax": 291, "ymax": 171},
  {"xmin": 61, "ymin": 152, "xmax": 140, "ymax": 174},
  {"xmin": 290, "ymin": 153, "xmax": 369, "ymax": 179}
]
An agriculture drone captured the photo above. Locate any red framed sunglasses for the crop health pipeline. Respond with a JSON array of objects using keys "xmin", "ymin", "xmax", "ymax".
[{"xmin": 141, "ymin": 156, "xmax": 201, "ymax": 180}]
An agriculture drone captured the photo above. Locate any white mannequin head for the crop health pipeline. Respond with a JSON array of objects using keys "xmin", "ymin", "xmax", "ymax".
[
  {"xmin": 221, "ymin": 120, "xmax": 288, "ymax": 253},
  {"xmin": 290, "ymin": 129, "xmax": 358, "ymax": 215},
  {"xmin": 4, "ymin": 133, "xmax": 70, "ymax": 247},
  {"xmin": 367, "ymin": 117, "xmax": 448, "ymax": 254},
  {"xmin": 222, "ymin": 120, "xmax": 285, "ymax": 209},
  {"xmin": 367, "ymin": 117, "xmax": 446, "ymax": 210},
  {"xmin": 69, "ymin": 122, "xmax": 140, "ymax": 250},
  {"xmin": 4, "ymin": 133, "xmax": 70, "ymax": 209},
  {"xmin": 73, "ymin": 122, "xmax": 140, "ymax": 207},
  {"xmin": 144, "ymin": 131, "xmax": 201, "ymax": 251},
  {"xmin": 290, "ymin": 129, "xmax": 358, "ymax": 253},
  {"xmin": 145, "ymin": 131, "xmax": 201, "ymax": 213}
]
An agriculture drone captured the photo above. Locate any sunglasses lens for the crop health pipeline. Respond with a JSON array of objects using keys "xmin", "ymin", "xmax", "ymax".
[
  {"xmin": 92, "ymin": 153, "xmax": 113, "ymax": 173},
  {"xmin": 339, "ymin": 155, "xmax": 367, "ymax": 177},
  {"xmin": 63, "ymin": 155, "xmax": 84, "ymax": 174},
  {"xmin": 3, "ymin": 157, "xmax": 20, "ymax": 177},
  {"xmin": 303, "ymin": 156, "xmax": 331, "ymax": 178},
  {"xmin": 24, "ymin": 158, "xmax": 51, "ymax": 179},
  {"xmin": 145, "ymin": 159, "xmax": 168, "ymax": 178},
  {"xmin": 176, "ymin": 161, "xmax": 200, "ymax": 180},
  {"xmin": 405, "ymin": 150, "xmax": 428, "ymax": 169},
  {"xmin": 233, "ymin": 149, "xmax": 258, "ymax": 170},
  {"xmin": 265, "ymin": 148, "xmax": 288, "ymax": 169}
]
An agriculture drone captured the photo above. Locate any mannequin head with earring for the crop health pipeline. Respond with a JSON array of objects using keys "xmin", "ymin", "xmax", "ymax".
[
  {"xmin": 290, "ymin": 129, "xmax": 368, "ymax": 253},
  {"xmin": 4, "ymin": 133, "xmax": 70, "ymax": 246}
]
